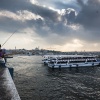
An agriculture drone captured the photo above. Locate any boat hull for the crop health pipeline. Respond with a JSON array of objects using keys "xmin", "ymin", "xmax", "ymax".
[{"xmin": 48, "ymin": 62, "xmax": 100, "ymax": 68}]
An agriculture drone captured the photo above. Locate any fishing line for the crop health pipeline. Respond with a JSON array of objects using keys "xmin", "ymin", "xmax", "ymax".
[
  {"xmin": 1, "ymin": 14, "xmax": 28, "ymax": 47},
  {"xmin": 2, "ymin": 30, "xmax": 17, "ymax": 47}
]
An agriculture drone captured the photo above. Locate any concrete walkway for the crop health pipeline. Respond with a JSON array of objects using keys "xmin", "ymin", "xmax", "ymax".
[{"xmin": 0, "ymin": 67, "xmax": 21, "ymax": 100}]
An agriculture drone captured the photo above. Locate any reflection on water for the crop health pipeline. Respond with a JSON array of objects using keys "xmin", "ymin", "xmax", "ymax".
[{"xmin": 7, "ymin": 56, "xmax": 100, "ymax": 100}]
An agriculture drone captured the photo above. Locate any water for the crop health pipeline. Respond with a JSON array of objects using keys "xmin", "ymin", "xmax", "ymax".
[{"xmin": 7, "ymin": 55, "xmax": 100, "ymax": 100}]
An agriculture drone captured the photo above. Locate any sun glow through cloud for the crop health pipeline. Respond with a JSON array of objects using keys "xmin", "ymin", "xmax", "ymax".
[{"xmin": 0, "ymin": 0, "xmax": 100, "ymax": 51}]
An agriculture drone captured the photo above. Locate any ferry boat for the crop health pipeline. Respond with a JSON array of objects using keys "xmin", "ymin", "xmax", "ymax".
[{"xmin": 42, "ymin": 55, "xmax": 100, "ymax": 68}]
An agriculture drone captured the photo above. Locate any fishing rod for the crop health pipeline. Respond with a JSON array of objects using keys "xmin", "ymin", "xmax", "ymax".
[
  {"xmin": 1, "ymin": 14, "xmax": 27, "ymax": 48},
  {"xmin": 2, "ymin": 30, "xmax": 17, "ymax": 47}
]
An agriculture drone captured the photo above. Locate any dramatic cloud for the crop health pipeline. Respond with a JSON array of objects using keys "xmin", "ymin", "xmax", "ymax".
[
  {"xmin": 0, "ymin": 0, "xmax": 100, "ymax": 51},
  {"xmin": 54, "ymin": 1, "xmax": 80, "ymax": 12},
  {"xmin": 75, "ymin": 0, "xmax": 100, "ymax": 43},
  {"xmin": 0, "ymin": 0, "xmax": 30, "ymax": 12},
  {"xmin": 76, "ymin": 0, "xmax": 100, "ymax": 31},
  {"xmin": 0, "ymin": 0, "xmax": 76, "ymax": 37}
]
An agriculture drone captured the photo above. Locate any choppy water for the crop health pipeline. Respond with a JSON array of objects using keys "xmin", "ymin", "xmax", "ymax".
[{"xmin": 7, "ymin": 55, "xmax": 100, "ymax": 100}]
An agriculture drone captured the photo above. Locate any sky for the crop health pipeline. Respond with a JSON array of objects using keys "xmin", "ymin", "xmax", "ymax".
[{"xmin": 0, "ymin": 0, "xmax": 100, "ymax": 51}]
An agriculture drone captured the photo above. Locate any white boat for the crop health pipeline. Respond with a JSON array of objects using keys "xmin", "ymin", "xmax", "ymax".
[{"xmin": 43, "ymin": 55, "xmax": 100, "ymax": 68}]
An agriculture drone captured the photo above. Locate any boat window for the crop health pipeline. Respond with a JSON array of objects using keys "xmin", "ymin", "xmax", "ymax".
[
  {"xmin": 69, "ymin": 61, "xmax": 85, "ymax": 63},
  {"xmin": 87, "ymin": 60, "xmax": 96, "ymax": 62},
  {"xmin": 50, "ymin": 62, "xmax": 54, "ymax": 64}
]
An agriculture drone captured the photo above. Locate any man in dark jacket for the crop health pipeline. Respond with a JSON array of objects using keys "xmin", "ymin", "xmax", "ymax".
[{"xmin": 0, "ymin": 44, "xmax": 6, "ymax": 67}]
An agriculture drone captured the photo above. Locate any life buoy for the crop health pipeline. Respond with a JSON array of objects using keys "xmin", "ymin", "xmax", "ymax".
[
  {"xmin": 59, "ymin": 65, "xmax": 61, "ymax": 71},
  {"xmin": 59, "ymin": 65, "xmax": 61, "ymax": 68},
  {"xmin": 69, "ymin": 65, "xmax": 72, "ymax": 67},
  {"xmin": 52, "ymin": 65, "xmax": 54, "ymax": 69},
  {"xmin": 92, "ymin": 63, "xmax": 94, "ymax": 66},
  {"xmin": 76, "ymin": 64, "xmax": 78, "ymax": 67}
]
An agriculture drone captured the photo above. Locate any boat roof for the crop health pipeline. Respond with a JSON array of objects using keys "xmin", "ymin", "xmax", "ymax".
[{"xmin": 43, "ymin": 55, "xmax": 97, "ymax": 58}]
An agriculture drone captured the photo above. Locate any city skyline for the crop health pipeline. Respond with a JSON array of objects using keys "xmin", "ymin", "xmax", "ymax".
[{"xmin": 0, "ymin": 0, "xmax": 100, "ymax": 51}]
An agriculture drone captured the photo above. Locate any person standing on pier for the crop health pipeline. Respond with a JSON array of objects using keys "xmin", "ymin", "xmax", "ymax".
[
  {"xmin": 0, "ymin": 44, "xmax": 7, "ymax": 64},
  {"xmin": 0, "ymin": 44, "xmax": 3, "ymax": 58},
  {"xmin": 0, "ymin": 44, "xmax": 1, "ymax": 50}
]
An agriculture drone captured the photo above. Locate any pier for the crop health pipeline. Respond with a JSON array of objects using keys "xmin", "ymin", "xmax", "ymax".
[{"xmin": 0, "ymin": 66, "xmax": 21, "ymax": 100}]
